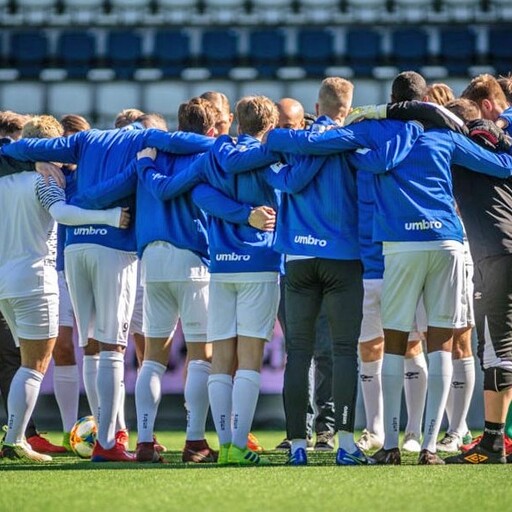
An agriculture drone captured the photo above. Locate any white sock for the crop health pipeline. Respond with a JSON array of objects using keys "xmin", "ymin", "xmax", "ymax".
[
  {"xmin": 116, "ymin": 378, "xmax": 127, "ymax": 432},
  {"xmin": 231, "ymin": 370, "xmax": 261, "ymax": 450},
  {"xmin": 360, "ymin": 359, "xmax": 384, "ymax": 441},
  {"xmin": 208, "ymin": 374, "xmax": 233, "ymax": 446},
  {"xmin": 5, "ymin": 368, "xmax": 43, "ymax": 444},
  {"xmin": 96, "ymin": 351, "xmax": 124, "ymax": 449},
  {"xmin": 447, "ymin": 357, "xmax": 475, "ymax": 437},
  {"xmin": 135, "ymin": 360, "xmax": 166, "ymax": 443},
  {"xmin": 184, "ymin": 360, "xmax": 211, "ymax": 441},
  {"xmin": 422, "ymin": 351, "xmax": 453, "ymax": 452},
  {"xmin": 53, "ymin": 365, "xmax": 79, "ymax": 432},
  {"xmin": 291, "ymin": 439, "xmax": 307, "ymax": 455},
  {"xmin": 83, "ymin": 355, "xmax": 99, "ymax": 419},
  {"xmin": 404, "ymin": 353, "xmax": 428, "ymax": 437},
  {"xmin": 338, "ymin": 431, "xmax": 357, "ymax": 453},
  {"xmin": 382, "ymin": 354, "xmax": 404, "ymax": 450}
]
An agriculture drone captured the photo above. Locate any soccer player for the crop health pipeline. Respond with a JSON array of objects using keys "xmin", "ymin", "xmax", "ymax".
[
  {"xmin": 191, "ymin": 96, "xmax": 282, "ymax": 465},
  {"xmin": 0, "ymin": 114, "xmax": 129, "ymax": 462},
  {"xmin": 264, "ymin": 78, "xmax": 424, "ymax": 465},
  {"xmin": 200, "ymin": 91, "xmax": 234, "ymax": 136},
  {"xmin": 1, "ymin": 119, "xmax": 214, "ymax": 462}
]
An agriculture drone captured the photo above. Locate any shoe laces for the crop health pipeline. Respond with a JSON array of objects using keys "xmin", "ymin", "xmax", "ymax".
[
  {"xmin": 316, "ymin": 432, "xmax": 333, "ymax": 444},
  {"xmin": 439, "ymin": 432, "xmax": 459, "ymax": 445}
]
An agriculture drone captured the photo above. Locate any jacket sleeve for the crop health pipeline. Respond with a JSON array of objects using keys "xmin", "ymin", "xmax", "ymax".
[
  {"xmin": 143, "ymin": 129, "xmax": 215, "ymax": 154},
  {"xmin": 191, "ymin": 183, "xmax": 252, "ymax": 225},
  {"xmin": 0, "ymin": 155, "xmax": 36, "ymax": 177},
  {"xmin": 71, "ymin": 161, "xmax": 138, "ymax": 209},
  {"xmin": 263, "ymin": 155, "xmax": 326, "ymax": 193},
  {"xmin": 451, "ymin": 131, "xmax": 512, "ymax": 178},
  {"xmin": 137, "ymin": 156, "xmax": 204, "ymax": 201}
]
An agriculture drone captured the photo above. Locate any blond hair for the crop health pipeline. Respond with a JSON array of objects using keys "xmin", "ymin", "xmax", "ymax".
[
  {"xmin": 318, "ymin": 77, "xmax": 354, "ymax": 118},
  {"xmin": 235, "ymin": 96, "xmax": 278, "ymax": 137},
  {"xmin": 426, "ymin": 83, "xmax": 455, "ymax": 106},
  {"xmin": 22, "ymin": 115, "xmax": 63, "ymax": 139},
  {"xmin": 114, "ymin": 108, "xmax": 144, "ymax": 128}
]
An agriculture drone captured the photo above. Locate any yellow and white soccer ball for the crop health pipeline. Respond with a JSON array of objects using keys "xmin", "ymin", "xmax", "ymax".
[{"xmin": 69, "ymin": 416, "xmax": 97, "ymax": 459}]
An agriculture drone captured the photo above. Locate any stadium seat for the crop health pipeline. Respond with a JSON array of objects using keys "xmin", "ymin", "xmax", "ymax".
[
  {"xmin": 106, "ymin": 31, "xmax": 143, "ymax": 80},
  {"xmin": 152, "ymin": 30, "xmax": 192, "ymax": 77},
  {"xmin": 441, "ymin": 0, "xmax": 482, "ymax": 21},
  {"xmin": 143, "ymin": 81, "xmax": 188, "ymax": 120},
  {"xmin": 15, "ymin": 0, "xmax": 57, "ymax": 23},
  {"xmin": 287, "ymin": 81, "xmax": 319, "ymax": 112},
  {"xmin": 61, "ymin": 0, "xmax": 105, "ymax": 23},
  {"xmin": 298, "ymin": 0, "xmax": 340, "ymax": 22},
  {"xmin": 200, "ymin": 30, "xmax": 239, "ymax": 77},
  {"xmin": 47, "ymin": 82, "xmax": 94, "ymax": 117},
  {"xmin": 157, "ymin": 0, "xmax": 199, "ymax": 22},
  {"xmin": 347, "ymin": 0, "xmax": 390, "ymax": 22},
  {"xmin": 96, "ymin": 82, "xmax": 141, "ymax": 126},
  {"xmin": 439, "ymin": 28, "xmax": 477, "ymax": 76},
  {"xmin": 251, "ymin": 0, "xmax": 294, "ymax": 22},
  {"xmin": 202, "ymin": 0, "xmax": 247, "ymax": 23},
  {"xmin": 237, "ymin": 80, "xmax": 285, "ymax": 102},
  {"xmin": 56, "ymin": 31, "xmax": 96, "ymax": 79},
  {"xmin": 247, "ymin": 29, "xmax": 287, "ymax": 78},
  {"xmin": 345, "ymin": 29, "xmax": 383, "ymax": 76},
  {"xmin": 297, "ymin": 29, "xmax": 335, "ymax": 77},
  {"xmin": 488, "ymin": 28, "xmax": 512, "ymax": 76},
  {"xmin": 393, "ymin": 0, "xmax": 434, "ymax": 22},
  {"xmin": 9, "ymin": 31, "xmax": 49, "ymax": 79},
  {"xmin": 391, "ymin": 28, "xmax": 430, "ymax": 71},
  {"xmin": 1, "ymin": 82, "xmax": 45, "ymax": 114}
]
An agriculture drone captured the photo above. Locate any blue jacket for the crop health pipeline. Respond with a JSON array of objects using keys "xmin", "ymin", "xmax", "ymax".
[
  {"xmin": 191, "ymin": 134, "xmax": 282, "ymax": 274},
  {"xmin": 348, "ymin": 128, "xmax": 512, "ymax": 243},
  {"xmin": 1, "ymin": 128, "xmax": 214, "ymax": 252},
  {"xmin": 265, "ymin": 119, "xmax": 423, "ymax": 262}
]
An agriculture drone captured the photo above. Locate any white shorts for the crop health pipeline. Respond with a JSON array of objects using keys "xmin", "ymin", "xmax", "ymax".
[
  {"xmin": 64, "ymin": 244, "xmax": 138, "ymax": 347},
  {"xmin": 130, "ymin": 280, "xmax": 144, "ymax": 336},
  {"xmin": 460, "ymin": 242, "xmax": 475, "ymax": 327},
  {"xmin": 207, "ymin": 278, "xmax": 280, "ymax": 342},
  {"xmin": 0, "ymin": 293, "xmax": 59, "ymax": 346},
  {"xmin": 143, "ymin": 280, "xmax": 208, "ymax": 342},
  {"xmin": 359, "ymin": 279, "xmax": 426, "ymax": 343},
  {"xmin": 58, "ymin": 271, "xmax": 75, "ymax": 328},
  {"xmin": 382, "ymin": 248, "xmax": 466, "ymax": 331}
]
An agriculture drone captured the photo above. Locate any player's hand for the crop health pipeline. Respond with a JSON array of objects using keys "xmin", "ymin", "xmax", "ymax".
[
  {"xmin": 137, "ymin": 147, "xmax": 157, "ymax": 160},
  {"xmin": 344, "ymin": 104, "xmax": 387, "ymax": 126},
  {"xmin": 119, "ymin": 207, "xmax": 131, "ymax": 229},
  {"xmin": 467, "ymin": 119, "xmax": 512, "ymax": 153},
  {"xmin": 248, "ymin": 206, "xmax": 276, "ymax": 231},
  {"xmin": 35, "ymin": 162, "xmax": 65, "ymax": 187}
]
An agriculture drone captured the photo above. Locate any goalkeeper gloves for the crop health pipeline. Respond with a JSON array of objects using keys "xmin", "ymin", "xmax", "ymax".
[
  {"xmin": 344, "ymin": 104, "xmax": 387, "ymax": 126},
  {"xmin": 467, "ymin": 119, "xmax": 512, "ymax": 153}
]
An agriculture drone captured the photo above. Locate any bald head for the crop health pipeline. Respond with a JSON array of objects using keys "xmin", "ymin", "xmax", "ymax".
[{"xmin": 277, "ymin": 98, "xmax": 305, "ymax": 130}]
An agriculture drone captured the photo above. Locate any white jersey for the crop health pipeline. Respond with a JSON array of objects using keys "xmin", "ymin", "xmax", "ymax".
[{"xmin": 0, "ymin": 172, "xmax": 61, "ymax": 299}]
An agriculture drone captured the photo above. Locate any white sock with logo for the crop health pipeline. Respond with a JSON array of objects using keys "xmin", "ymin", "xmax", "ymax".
[
  {"xmin": 5, "ymin": 368, "xmax": 43, "ymax": 445},
  {"xmin": 96, "ymin": 351, "xmax": 124, "ymax": 449},
  {"xmin": 208, "ymin": 374, "xmax": 233, "ymax": 446},
  {"xmin": 446, "ymin": 356, "xmax": 475, "ymax": 437},
  {"xmin": 83, "ymin": 355, "xmax": 99, "ymax": 419},
  {"xmin": 404, "ymin": 353, "xmax": 428, "ymax": 437},
  {"xmin": 116, "ymin": 378, "xmax": 127, "ymax": 432},
  {"xmin": 135, "ymin": 360, "xmax": 166, "ymax": 443},
  {"xmin": 382, "ymin": 354, "xmax": 404, "ymax": 450},
  {"xmin": 360, "ymin": 359, "xmax": 384, "ymax": 441},
  {"xmin": 185, "ymin": 360, "xmax": 211, "ymax": 441},
  {"xmin": 422, "ymin": 351, "xmax": 453, "ymax": 452},
  {"xmin": 231, "ymin": 370, "xmax": 261, "ymax": 450},
  {"xmin": 53, "ymin": 364, "xmax": 80, "ymax": 432}
]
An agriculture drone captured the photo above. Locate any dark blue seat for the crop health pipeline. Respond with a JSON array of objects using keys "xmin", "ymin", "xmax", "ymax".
[
  {"xmin": 439, "ymin": 28, "xmax": 476, "ymax": 76},
  {"xmin": 248, "ymin": 29, "xmax": 286, "ymax": 78},
  {"xmin": 200, "ymin": 30, "xmax": 239, "ymax": 78},
  {"xmin": 153, "ymin": 30, "xmax": 191, "ymax": 77},
  {"xmin": 10, "ymin": 31, "xmax": 49, "ymax": 79},
  {"xmin": 345, "ymin": 29, "xmax": 382, "ymax": 76},
  {"xmin": 488, "ymin": 28, "xmax": 512, "ymax": 76},
  {"xmin": 297, "ymin": 29, "xmax": 335, "ymax": 77},
  {"xmin": 56, "ymin": 31, "xmax": 96, "ymax": 79},
  {"xmin": 106, "ymin": 30, "xmax": 143, "ymax": 80},
  {"xmin": 391, "ymin": 29, "xmax": 429, "ymax": 71}
]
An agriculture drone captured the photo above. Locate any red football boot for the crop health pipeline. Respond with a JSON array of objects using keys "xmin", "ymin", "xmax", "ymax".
[
  {"xmin": 27, "ymin": 433, "xmax": 67, "ymax": 454},
  {"xmin": 91, "ymin": 441, "xmax": 135, "ymax": 462}
]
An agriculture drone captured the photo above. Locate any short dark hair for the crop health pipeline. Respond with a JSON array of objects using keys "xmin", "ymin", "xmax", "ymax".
[
  {"xmin": 178, "ymin": 97, "xmax": 219, "ymax": 134},
  {"xmin": 444, "ymin": 99, "xmax": 481, "ymax": 123},
  {"xmin": 497, "ymin": 74, "xmax": 512, "ymax": 105},
  {"xmin": 391, "ymin": 71, "xmax": 428, "ymax": 102},
  {"xmin": 235, "ymin": 96, "xmax": 278, "ymax": 137}
]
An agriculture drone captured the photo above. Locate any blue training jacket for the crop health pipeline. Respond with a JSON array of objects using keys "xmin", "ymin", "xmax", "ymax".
[
  {"xmin": 191, "ymin": 134, "xmax": 282, "ymax": 274},
  {"xmin": 265, "ymin": 119, "xmax": 423, "ymax": 262},
  {"xmin": 1, "ymin": 128, "xmax": 214, "ymax": 252},
  {"xmin": 348, "ymin": 127, "xmax": 512, "ymax": 243}
]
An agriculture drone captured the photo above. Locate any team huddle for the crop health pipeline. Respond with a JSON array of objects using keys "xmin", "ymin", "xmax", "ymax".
[{"xmin": 1, "ymin": 70, "xmax": 512, "ymax": 466}]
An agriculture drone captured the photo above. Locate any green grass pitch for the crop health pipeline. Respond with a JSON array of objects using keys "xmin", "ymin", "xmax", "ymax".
[{"xmin": 1, "ymin": 431, "xmax": 511, "ymax": 512}]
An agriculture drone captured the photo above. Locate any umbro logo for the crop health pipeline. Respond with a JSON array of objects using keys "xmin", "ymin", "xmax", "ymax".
[
  {"xmin": 404, "ymin": 371, "xmax": 419, "ymax": 380},
  {"xmin": 360, "ymin": 374, "xmax": 373, "ymax": 382},
  {"xmin": 464, "ymin": 453, "xmax": 488, "ymax": 464},
  {"xmin": 452, "ymin": 381, "xmax": 465, "ymax": 389}
]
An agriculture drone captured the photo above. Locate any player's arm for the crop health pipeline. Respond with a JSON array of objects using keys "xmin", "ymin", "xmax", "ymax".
[
  {"xmin": 36, "ymin": 176, "xmax": 128, "ymax": 228},
  {"xmin": 143, "ymin": 129, "xmax": 214, "ymax": 154},
  {"xmin": 192, "ymin": 183, "xmax": 275, "ymax": 231},
  {"xmin": 71, "ymin": 161, "xmax": 137, "ymax": 209},
  {"xmin": 0, "ymin": 154, "xmax": 36, "ymax": 177},
  {"xmin": 347, "ymin": 122, "xmax": 424, "ymax": 173},
  {"xmin": 137, "ymin": 148, "xmax": 204, "ymax": 201},
  {"xmin": 215, "ymin": 135, "xmax": 279, "ymax": 174},
  {"xmin": 451, "ymin": 131, "xmax": 512, "ymax": 178},
  {"xmin": 0, "ymin": 132, "xmax": 81, "ymax": 163},
  {"xmin": 263, "ymin": 154, "xmax": 326, "ymax": 193}
]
